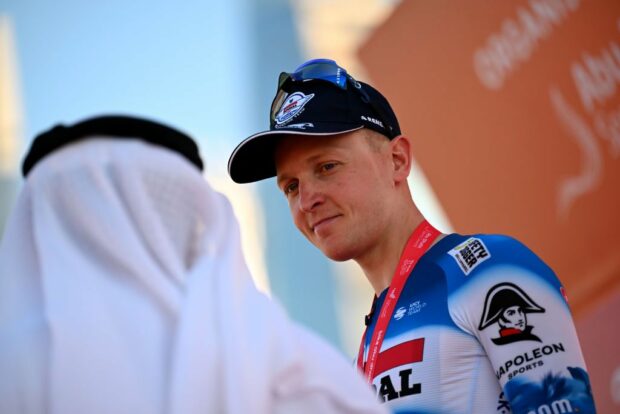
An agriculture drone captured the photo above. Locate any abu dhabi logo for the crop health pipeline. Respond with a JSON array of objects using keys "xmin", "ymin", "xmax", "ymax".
[{"xmin": 478, "ymin": 282, "xmax": 545, "ymax": 345}]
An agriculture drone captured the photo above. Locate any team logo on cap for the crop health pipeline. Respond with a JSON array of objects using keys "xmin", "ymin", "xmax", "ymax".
[
  {"xmin": 274, "ymin": 92, "xmax": 315, "ymax": 126},
  {"xmin": 478, "ymin": 282, "xmax": 545, "ymax": 345}
]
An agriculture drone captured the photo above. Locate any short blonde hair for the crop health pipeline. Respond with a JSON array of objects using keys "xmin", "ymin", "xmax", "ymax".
[{"xmin": 362, "ymin": 128, "xmax": 390, "ymax": 152}]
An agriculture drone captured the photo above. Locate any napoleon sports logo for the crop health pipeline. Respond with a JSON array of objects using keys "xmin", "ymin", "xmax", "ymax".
[{"xmin": 479, "ymin": 282, "xmax": 545, "ymax": 345}]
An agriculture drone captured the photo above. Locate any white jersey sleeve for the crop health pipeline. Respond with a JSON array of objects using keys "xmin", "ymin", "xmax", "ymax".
[{"xmin": 445, "ymin": 235, "xmax": 596, "ymax": 414}]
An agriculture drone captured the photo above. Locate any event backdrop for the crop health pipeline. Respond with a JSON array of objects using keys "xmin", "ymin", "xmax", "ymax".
[{"xmin": 359, "ymin": 0, "xmax": 620, "ymax": 411}]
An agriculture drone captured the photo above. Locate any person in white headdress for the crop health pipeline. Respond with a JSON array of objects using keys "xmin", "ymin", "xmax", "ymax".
[{"xmin": 0, "ymin": 115, "xmax": 386, "ymax": 414}]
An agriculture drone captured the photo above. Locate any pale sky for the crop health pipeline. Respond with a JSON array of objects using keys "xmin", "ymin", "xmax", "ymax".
[{"xmin": 1, "ymin": 0, "xmax": 257, "ymax": 178}]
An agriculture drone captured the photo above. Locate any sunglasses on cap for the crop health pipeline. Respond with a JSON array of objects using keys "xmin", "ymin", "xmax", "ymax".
[{"xmin": 269, "ymin": 58, "xmax": 395, "ymax": 136}]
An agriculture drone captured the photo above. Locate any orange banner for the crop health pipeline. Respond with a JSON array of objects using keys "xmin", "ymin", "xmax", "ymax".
[
  {"xmin": 360, "ymin": 0, "xmax": 619, "ymax": 313},
  {"xmin": 360, "ymin": 1, "xmax": 620, "ymax": 409}
]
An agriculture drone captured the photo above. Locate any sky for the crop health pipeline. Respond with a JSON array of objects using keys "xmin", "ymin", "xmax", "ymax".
[{"xmin": 1, "ymin": 0, "xmax": 256, "ymax": 178}]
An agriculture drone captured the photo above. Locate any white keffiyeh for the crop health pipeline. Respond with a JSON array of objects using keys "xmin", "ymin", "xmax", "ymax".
[{"xmin": 0, "ymin": 138, "xmax": 385, "ymax": 414}]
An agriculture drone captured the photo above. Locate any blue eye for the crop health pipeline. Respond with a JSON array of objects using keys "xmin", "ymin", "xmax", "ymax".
[{"xmin": 321, "ymin": 162, "xmax": 338, "ymax": 172}]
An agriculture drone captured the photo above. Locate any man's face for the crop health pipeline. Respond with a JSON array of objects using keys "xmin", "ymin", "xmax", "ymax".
[
  {"xmin": 274, "ymin": 129, "xmax": 394, "ymax": 262},
  {"xmin": 499, "ymin": 305, "xmax": 526, "ymax": 330}
]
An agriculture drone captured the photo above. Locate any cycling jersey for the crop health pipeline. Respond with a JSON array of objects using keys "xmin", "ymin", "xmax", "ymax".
[{"xmin": 357, "ymin": 233, "xmax": 596, "ymax": 414}]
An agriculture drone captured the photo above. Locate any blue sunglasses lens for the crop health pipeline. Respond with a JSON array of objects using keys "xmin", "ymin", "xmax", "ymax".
[
  {"xmin": 278, "ymin": 59, "xmax": 348, "ymax": 90},
  {"xmin": 290, "ymin": 59, "xmax": 348, "ymax": 89}
]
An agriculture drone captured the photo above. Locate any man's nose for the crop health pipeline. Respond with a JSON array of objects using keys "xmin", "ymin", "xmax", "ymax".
[{"xmin": 298, "ymin": 181, "xmax": 324, "ymax": 213}]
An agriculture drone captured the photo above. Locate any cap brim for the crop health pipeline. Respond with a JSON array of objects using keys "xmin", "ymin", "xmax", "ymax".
[{"xmin": 228, "ymin": 124, "xmax": 363, "ymax": 183}]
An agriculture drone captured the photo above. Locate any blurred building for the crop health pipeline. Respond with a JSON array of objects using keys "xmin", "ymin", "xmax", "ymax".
[
  {"xmin": 0, "ymin": 15, "xmax": 22, "ymax": 237},
  {"xmin": 248, "ymin": 0, "xmax": 345, "ymax": 350}
]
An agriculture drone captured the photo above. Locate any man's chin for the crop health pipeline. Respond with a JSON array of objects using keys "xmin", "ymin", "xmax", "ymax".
[
  {"xmin": 307, "ymin": 234, "xmax": 357, "ymax": 262},
  {"xmin": 318, "ymin": 246, "xmax": 355, "ymax": 262}
]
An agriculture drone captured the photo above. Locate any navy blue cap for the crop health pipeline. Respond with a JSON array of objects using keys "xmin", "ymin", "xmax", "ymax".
[{"xmin": 228, "ymin": 78, "xmax": 400, "ymax": 184}]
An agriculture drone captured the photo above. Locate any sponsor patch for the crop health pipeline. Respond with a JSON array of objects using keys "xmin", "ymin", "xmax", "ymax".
[
  {"xmin": 448, "ymin": 237, "xmax": 490, "ymax": 275},
  {"xmin": 479, "ymin": 282, "xmax": 545, "ymax": 346},
  {"xmin": 274, "ymin": 92, "xmax": 314, "ymax": 125}
]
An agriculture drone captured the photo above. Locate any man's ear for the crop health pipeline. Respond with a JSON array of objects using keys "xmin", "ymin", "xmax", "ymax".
[{"xmin": 389, "ymin": 135, "xmax": 413, "ymax": 184}]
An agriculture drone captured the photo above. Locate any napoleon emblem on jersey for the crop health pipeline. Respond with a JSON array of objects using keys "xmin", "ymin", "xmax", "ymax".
[{"xmin": 478, "ymin": 282, "xmax": 545, "ymax": 345}]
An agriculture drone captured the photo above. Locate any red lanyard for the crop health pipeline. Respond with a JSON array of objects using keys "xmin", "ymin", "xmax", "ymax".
[{"xmin": 357, "ymin": 220, "xmax": 441, "ymax": 382}]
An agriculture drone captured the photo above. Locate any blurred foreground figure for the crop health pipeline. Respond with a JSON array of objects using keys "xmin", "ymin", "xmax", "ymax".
[{"xmin": 0, "ymin": 115, "xmax": 386, "ymax": 414}]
